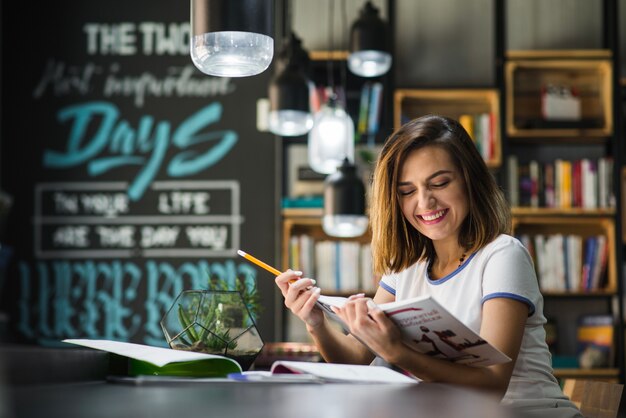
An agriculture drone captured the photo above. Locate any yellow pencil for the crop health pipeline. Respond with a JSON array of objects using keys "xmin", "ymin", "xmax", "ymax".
[
  {"xmin": 237, "ymin": 250, "xmax": 300, "ymax": 284},
  {"xmin": 237, "ymin": 249, "xmax": 283, "ymax": 275}
]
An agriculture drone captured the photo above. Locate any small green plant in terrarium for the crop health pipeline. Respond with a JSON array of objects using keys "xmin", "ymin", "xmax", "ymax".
[{"xmin": 160, "ymin": 278, "xmax": 265, "ymax": 370}]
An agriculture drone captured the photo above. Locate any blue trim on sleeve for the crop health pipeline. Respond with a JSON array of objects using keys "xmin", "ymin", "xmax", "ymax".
[
  {"xmin": 379, "ymin": 280, "xmax": 396, "ymax": 296},
  {"xmin": 482, "ymin": 292, "xmax": 535, "ymax": 316}
]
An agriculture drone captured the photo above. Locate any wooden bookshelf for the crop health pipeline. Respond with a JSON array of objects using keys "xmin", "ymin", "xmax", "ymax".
[
  {"xmin": 553, "ymin": 367, "xmax": 620, "ymax": 383},
  {"xmin": 505, "ymin": 52, "xmax": 613, "ymax": 138},
  {"xmin": 393, "ymin": 89, "xmax": 501, "ymax": 167},
  {"xmin": 281, "ymin": 210, "xmax": 374, "ymax": 294},
  {"xmin": 512, "ymin": 215, "xmax": 616, "ymax": 294}
]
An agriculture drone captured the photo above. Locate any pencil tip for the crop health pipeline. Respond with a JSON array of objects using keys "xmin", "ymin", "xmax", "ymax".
[{"xmin": 237, "ymin": 250, "xmax": 246, "ymax": 256}]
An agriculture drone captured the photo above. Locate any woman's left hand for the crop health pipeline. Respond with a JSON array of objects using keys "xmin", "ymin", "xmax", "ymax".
[{"xmin": 331, "ymin": 295, "xmax": 403, "ymax": 360}]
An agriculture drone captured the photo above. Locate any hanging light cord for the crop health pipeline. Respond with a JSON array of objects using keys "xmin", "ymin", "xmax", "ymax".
[
  {"xmin": 326, "ymin": 0, "xmax": 335, "ymax": 98},
  {"xmin": 340, "ymin": 0, "xmax": 348, "ymax": 101}
]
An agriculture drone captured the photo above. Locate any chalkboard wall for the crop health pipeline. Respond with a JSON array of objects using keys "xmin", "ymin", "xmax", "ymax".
[{"xmin": 0, "ymin": 1, "xmax": 279, "ymax": 346}]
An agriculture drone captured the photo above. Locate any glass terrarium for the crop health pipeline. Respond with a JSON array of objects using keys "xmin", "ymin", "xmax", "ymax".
[{"xmin": 160, "ymin": 289, "xmax": 264, "ymax": 370}]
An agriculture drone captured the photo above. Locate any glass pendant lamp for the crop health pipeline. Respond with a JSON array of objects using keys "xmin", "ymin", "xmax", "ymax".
[
  {"xmin": 348, "ymin": 1, "xmax": 392, "ymax": 78},
  {"xmin": 308, "ymin": 95, "xmax": 355, "ymax": 174},
  {"xmin": 190, "ymin": 0, "xmax": 274, "ymax": 77},
  {"xmin": 323, "ymin": 158, "xmax": 368, "ymax": 238},
  {"xmin": 268, "ymin": 33, "xmax": 314, "ymax": 137}
]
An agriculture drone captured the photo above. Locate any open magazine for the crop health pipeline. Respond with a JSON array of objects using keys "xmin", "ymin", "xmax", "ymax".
[{"xmin": 316, "ymin": 294, "xmax": 511, "ymax": 367}]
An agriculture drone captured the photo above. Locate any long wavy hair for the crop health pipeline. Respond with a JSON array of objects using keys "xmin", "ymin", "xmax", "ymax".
[{"xmin": 369, "ymin": 114, "xmax": 511, "ymax": 276}]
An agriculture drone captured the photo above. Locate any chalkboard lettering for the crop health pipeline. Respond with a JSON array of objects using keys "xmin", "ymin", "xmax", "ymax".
[
  {"xmin": 84, "ymin": 22, "xmax": 189, "ymax": 56},
  {"xmin": 185, "ymin": 226, "xmax": 228, "ymax": 249},
  {"xmin": 141, "ymin": 226, "xmax": 180, "ymax": 248},
  {"xmin": 53, "ymin": 192, "xmax": 80, "ymax": 214},
  {"xmin": 36, "ymin": 181, "xmax": 242, "ymax": 257},
  {"xmin": 96, "ymin": 226, "xmax": 136, "ymax": 247},
  {"xmin": 84, "ymin": 23, "xmax": 138, "ymax": 55},
  {"xmin": 17, "ymin": 259, "xmax": 258, "ymax": 345},
  {"xmin": 158, "ymin": 191, "xmax": 210, "ymax": 214},
  {"xmin": 33, "ymin": 61, "xmax": 101, "ymax": 98},
  {"xmin": 42, "ymin": 101, "xmax": 237, "ymax": 200},
  {"xmin": 3, "ymin": 7, "xmax": 276, "ymax": 345},
  {"xmin": 80, "ymin": 193, "xmax": 129, "ymax": 217},
  {"xmin": 53, "ymin": 226, "xmax": 90, "ymax": 247}
]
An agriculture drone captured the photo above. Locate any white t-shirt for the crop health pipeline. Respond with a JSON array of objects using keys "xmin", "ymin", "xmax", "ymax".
[{"xmin": 379, "ymin": 234, "xmax": 582, "ymax": 417}]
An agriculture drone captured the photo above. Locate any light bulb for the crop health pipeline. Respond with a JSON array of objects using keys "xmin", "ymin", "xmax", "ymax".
[
  {"xmin": 191, "ymin": 31, "xmax": 274, "ymax": 77},
  {"xmin": 268, "ymin": 110, "xmax": 314, "ymax": 136},
  {"xmin": 322, "ymin": 215, "xmax": 369, "ymax": 238},
  {"xmin": 348, "ymin": 50, "xmax": 392, "ymax": 78},
  {"xmin": 308, "ymin": 103, "xmax": 355, "ymax": 174}
]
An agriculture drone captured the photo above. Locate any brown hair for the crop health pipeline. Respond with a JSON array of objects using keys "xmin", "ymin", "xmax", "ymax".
[{"xmin": 369, "ymin": 114, "xmax": 511, "ymax": 276}]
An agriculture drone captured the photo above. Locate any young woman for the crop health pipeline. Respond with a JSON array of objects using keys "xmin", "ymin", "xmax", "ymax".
[{"xmin": 275, "ymin": 115, "xmax": 581, "ymax": 417}]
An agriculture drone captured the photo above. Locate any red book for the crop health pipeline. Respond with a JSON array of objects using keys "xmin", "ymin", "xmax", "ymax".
[{"xmin": 572, "ymin": 160, "xmax": 582, "ymax": 208}]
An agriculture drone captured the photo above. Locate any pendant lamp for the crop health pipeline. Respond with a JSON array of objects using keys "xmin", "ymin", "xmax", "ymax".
[
  {"xmin": 308, "ymin": 95, "xmax": 355, "ymax": 174},
  {"xmin": 190, "ymin": 0, "xmax": 274, "ymax": 77},
  {"xmin": 323, "ymin": 158, "xmax": 368, "ymax": 238},
  {"xmin": 268, "ymin": 33, "xmax": 314, "ymax": 137},
  {"xmin": 348, "ymin": 1, "xmax": 392, "ymax": 78}
]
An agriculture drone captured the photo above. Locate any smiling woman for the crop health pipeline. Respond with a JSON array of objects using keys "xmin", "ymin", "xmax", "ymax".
[{"xmin": 274, "ymin": 115, "xmax": 583, "ymax": 418}]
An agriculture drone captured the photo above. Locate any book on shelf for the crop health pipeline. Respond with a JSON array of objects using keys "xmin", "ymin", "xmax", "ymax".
[
  {"xmin": 507, "ymin": 156, "xmax": 614, "ymax": 209},
  {"xmin": 289, "ymin": 235, "xmax": 374, "ymax": 293},
  {"xmin": 316, "ymin": 294, "xmax": 511, "ymax": 367},
  {"xmin": 63, "ymin": 339, "xmax": 243, "ymax": 378},
  {"xmin": 459, "ymin": 113, "xmax": 495, "ymax": 161},
  {"xmin": 518, "ymin": 233, "xmax": 608, "ymax": 292},
  {"xmin": 577, "ymin": 314, "xmax": 614, "ymax": 369}
]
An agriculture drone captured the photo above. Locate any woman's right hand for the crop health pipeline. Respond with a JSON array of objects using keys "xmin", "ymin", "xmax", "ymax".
[{"xmin": 275, "ymin": 270, "xmax": 324, "ymax": 328}]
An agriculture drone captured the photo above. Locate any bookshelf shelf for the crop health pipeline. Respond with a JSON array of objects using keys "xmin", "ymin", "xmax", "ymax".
[
  {"xmin": 541, "ymin": 290, "xmax": 617, "ymax": 298},
  {"xmin": 281, "ymin": 212, "xmax": 375, "ymax": 290},
  {"xmin": 502, "ymin": 40, "xmax": 622, "ymax": 381},
  {"xmin": 511, "ymin": 208, "xmax": 616, "ymax": 217},
  {"xmin": 393, "ymin": 89, "xmax": 501, "ymax": 167},
  {"xmin": 553, "ymin": 367, "xmax": 620, "ymax": 383},
  {"xmin": 505, "ymin": 54, "xmax": 613, "ymax": 138},
  {"xmin": 512, "ymin": 216, "xmax": 616, "ymax": 294}
]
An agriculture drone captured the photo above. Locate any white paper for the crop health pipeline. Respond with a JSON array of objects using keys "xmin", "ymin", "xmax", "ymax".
[
  {"xmin": 270, "ymin": 361, "xmax": 419, "ymax": 384},
  {"xmin": 63, "ymin": 339, "xmax": 236, "ymax": 368}
]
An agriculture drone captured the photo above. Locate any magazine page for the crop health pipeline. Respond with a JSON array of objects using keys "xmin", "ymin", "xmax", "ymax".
[
  {"xmin": 270, "ymin": 361, "xmax": 419, "ymax": 384},
  {"xmin": 316, "ymin": 295, "xmax": 510, "ymax": 367},
  {"xmin": 378, "ymin": 298, "xmax": 511, "ymax": 367}
]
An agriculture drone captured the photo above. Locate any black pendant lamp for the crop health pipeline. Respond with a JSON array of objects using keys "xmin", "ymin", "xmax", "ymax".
[
  {"xmin": 268, "ymin": 33, "xmax": 314, "ymax": 137},
  {"xmin": 190, "ymin": 0, "xmax": 274, "ymax": 77},
  {"xmin": 348, "ymin": 1, "xmax": 391, "ymax": 78},
  {"xmin": 323, "ymin": 158, "xmax": 368, "ymax": 238}
]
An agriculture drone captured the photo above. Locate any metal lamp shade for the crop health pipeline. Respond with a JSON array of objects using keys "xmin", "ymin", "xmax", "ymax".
[
  {"xmin": 268, "ymin": 67, "xmax": 314, "ymax": 136},
  {"xmin": 348, "ymin": 1, "xmax": 391, "ymax": 78},
  {"xmin": 190, "ymin": 0, "xmax": 274, "ymax": 77},
  {"xmin": 268, "ymin": 34, "xmax": 314, "ymax": 137},
  {"xmin": 323, "ymin": 159, "xmax": 368, "ymax": 238}
]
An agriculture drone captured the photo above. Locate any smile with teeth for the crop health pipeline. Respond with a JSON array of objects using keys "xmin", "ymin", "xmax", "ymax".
[{"xmin": 420, "ymin": 209, "xmax": 446, "ymax": 222}]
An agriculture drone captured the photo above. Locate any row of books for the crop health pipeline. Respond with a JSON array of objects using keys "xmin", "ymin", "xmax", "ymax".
[
  {"xmin": 288, "ymin": 235, "xmax": 377, "ymax": 293},
  {"xmin": 517, "ymin": 234, "xmax": 608, "ymax": 292},
  {"xmin": 356, "ymin": 81, "xmax": 384, "ymax": 142},
  {"xmin": 507, "ymin": 156, "xmax": 614, "ymax": 209},
  {"xmin": 458, "ymin": 113, "xmax": 497, "ymax": 161}
]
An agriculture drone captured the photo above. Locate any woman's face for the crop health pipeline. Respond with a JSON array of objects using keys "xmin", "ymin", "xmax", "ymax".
[{"xmin": 397, "ymin": 146, "xmax": 469, "ymax": 245}]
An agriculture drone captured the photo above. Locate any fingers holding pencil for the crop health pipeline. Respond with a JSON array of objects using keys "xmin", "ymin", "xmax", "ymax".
[{"xmin": 237, "ymin": 249, "xmax": 323, "ymax": 328}]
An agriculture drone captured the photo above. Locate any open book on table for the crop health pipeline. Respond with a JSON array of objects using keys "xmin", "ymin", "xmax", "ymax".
[
  {"xmin": 63, "ymin": 339, "xmax": 242, "ymax": 378},
  {"xmin": 263, "ymin": 360, "xmax": 417, "ymax": 384},
  {"xmin": 316, "ymin": 294, "xmax": 511, "ymax": 367},
  {"xmin": 64, "ymin": 339, "xmax": 417, "ymax": 384}
]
